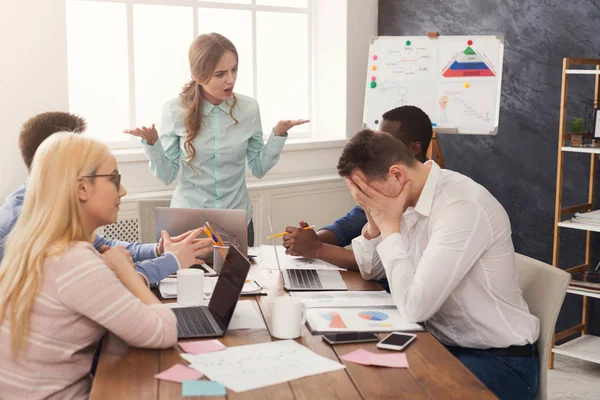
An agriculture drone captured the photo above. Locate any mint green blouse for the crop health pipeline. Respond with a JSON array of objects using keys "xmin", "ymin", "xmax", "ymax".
[{"xmin": 143, "ymin": 93, "xmax": 287, "ymax": 222}]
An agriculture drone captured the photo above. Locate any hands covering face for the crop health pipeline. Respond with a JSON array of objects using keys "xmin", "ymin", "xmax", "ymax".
[{"xmin": 345, "ymin": 173, "xmax": 412, "ymax": 239}]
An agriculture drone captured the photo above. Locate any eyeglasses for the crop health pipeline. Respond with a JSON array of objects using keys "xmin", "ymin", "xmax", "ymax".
[{"xmin": 81, "ymin": 173, "xmax": 121, "ymax": 191}]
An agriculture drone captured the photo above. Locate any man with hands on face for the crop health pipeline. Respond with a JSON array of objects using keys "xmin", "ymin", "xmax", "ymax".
[
  {"xmin": 338, "ymin": 129, "xmax": 540, "ymax": 400},
  {"xmin": 281, "ymin": 106, "xmax": 433, "ymax": 278}
]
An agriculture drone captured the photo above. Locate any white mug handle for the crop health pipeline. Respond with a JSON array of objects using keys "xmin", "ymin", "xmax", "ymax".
[{"xmin": 300, "ymin": 303, "xmax": 307, "ymax": 325}]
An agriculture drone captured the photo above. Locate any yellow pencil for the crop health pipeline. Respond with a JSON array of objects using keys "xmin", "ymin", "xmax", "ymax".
[
  {"xmin": 203, "ymin": 227, "xmax": 218, "ymax": 246},
  {"xmin": 213, "ymin": 229, "xmax": 225, "ymax": 247},
  {"xmin": 267, "ymin": 225, "xmax": 316, "ymax": 239},
  {"xmin": 205, "ymin": 222, "xmax": 225, "ymax": 246}
]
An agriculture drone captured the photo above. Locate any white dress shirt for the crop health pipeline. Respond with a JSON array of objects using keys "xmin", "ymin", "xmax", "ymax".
[{"xmin": 352, "ymin": 161, "xmax": 540, "ymax": 349}]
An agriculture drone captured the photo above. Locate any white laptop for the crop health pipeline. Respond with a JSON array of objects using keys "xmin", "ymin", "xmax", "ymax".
[{"xmin": 268, "ymin": 216, "xmax": 347, "ymax": 291}]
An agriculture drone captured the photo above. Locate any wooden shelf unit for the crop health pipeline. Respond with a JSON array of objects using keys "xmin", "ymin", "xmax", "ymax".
[{"xmin": 552, "ymin": 57, "xmax": 600, "ymax": 369}]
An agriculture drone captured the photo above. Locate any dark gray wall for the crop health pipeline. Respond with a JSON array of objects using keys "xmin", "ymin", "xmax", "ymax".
[{"xmin": 378, "ymin": 0, "xmax": 600, "ymax": 335}]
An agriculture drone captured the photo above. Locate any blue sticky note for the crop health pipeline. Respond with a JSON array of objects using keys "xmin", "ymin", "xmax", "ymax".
[{"xmin": 182, "ymin": 380, "xmax": 227, "ymax": 397}]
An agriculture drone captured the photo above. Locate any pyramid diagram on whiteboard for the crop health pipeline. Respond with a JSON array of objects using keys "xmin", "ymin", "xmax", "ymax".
[{"xmin": 442, "ymin": 47, "xmax": 495, "ymax": 77}]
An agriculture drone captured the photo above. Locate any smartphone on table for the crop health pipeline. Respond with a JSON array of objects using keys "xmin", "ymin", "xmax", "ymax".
[
  {"xmin": 376, "ymin": 332, "xmax": 417, "ymax": 351},
  {"xmin": 322, "ymin": 332, "xmax": 379, "ymax": 345}
]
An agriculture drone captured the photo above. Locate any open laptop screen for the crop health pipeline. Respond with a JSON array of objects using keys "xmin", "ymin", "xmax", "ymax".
[
  {"xmin": 154, "ymin": 207, "xmax": 248, "ymax": 256},
  {"xmin": 208, "ymin": 245, "xmax": 250, "ymax": 331}
]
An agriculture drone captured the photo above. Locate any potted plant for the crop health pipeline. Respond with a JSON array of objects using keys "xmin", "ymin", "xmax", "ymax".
[{"xmin": 570, "ymin": 117, "xmax": 585, "ymax": 146}]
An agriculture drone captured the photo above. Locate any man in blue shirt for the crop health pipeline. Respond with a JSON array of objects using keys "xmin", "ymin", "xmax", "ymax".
[
  {"xmin": 282, "ymin": 106, "xmax": 433, "ymax": 287},
  {"xmin": 0, "ymin": 112, "xmax": 208, "ymax": 284}
]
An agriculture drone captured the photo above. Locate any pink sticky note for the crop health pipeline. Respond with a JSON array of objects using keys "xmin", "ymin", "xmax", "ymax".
[
  {"xmin": 178, "ymin": 339, "xmax": 226, "ymax": 354},
  {"xmin": 340, "ymin": 349, "xmax": 375, "ymax": 366},
  {"xmin": 154, "ymin": 364, "xmax": 204, "ymax": 383},
  {"xmin": 369, "ymin": 352, "xmax": 409, "ymax": 368},
  {"xmin": 341, "ymin": 349, "xmax": 409, "ymax": 368}
]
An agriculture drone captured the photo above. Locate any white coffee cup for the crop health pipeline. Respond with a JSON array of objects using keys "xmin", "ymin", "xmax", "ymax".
[
  {"xmin": 271, "ymin": 296, "xmax": 306, "ymax": 339},
  {"xmin": 177, "ymin": 269, "xmax": 204, "ymax": 306}
]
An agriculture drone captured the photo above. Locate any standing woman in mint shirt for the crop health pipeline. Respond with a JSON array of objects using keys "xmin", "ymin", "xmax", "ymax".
[{"xmin": 124, "ymin": 33, "xmax": 308, "ymax": 246}]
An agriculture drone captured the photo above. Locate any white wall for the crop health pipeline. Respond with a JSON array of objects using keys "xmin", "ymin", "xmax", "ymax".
[
  {"xmin": 0, "ymin": 0, "xmax": 69, "ymax": 198},
  {"xmin": 346, "ymin": 0, "xmax": 378, "ymax": 137}
]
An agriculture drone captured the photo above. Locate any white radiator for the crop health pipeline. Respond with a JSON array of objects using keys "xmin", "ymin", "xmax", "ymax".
[{"xmin": 98, "ymin": 218, "xmax": 140, "ymax": 243}]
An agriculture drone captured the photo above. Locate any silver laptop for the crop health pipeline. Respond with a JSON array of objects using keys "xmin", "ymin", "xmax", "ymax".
[
  {"xmin": 155, "ymin": 207, "xmax": 248, "ymax": 258},
  {"xmin": 172, "ymin": 245, "xmax": 250, "ymax": 339},
  {"xmin": 268, "ymin": 216, "xmax": 347, "ymax": 291}
]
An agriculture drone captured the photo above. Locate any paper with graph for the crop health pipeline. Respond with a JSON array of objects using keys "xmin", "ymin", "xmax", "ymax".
[
  {"xmin": 290, "ymin": 291, "xmax": 395, "ymax": 308},
  {"xmin": 364, "ymin": 35, "xmax": 504, "ymax": 135},
  {"xmin": 306, "ymin": 308, "xmax": 423, "ymax": 334},
  {"xmin": 181, "ymin": 340, "xmax": 345, "ymax": 392}
]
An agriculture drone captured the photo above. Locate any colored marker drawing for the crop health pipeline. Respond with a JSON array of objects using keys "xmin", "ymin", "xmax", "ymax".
[
  {"xmin": 385, "ymin": 45, "xmax": 434, "ymax": 79},
  {"xmin": 379, "ymin": 82, "xmax": 409, "ymax": 106},
  {"xmin": 441, "ymin": 46, "xmax": 496, "ymax": 78}
]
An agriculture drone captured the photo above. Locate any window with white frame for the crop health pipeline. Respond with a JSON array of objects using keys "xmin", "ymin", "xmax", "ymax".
[{"xmin": 65, "ymin": 0, "xmax": 322, "ymax": 148}]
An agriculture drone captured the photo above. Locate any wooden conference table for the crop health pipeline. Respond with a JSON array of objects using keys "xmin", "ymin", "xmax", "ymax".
[{"xmin": 90, "ymin": 258, "xmax": 497, "ymax": 400}]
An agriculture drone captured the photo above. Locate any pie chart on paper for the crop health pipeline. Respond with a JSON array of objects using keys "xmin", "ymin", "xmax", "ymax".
[
  {"xmin": 357, "ymin": 311, "xmax": 389, "ymax": 322},
  {"xmin": 319, "ymin": 311, "xmax": 347, "ymax": 329}
]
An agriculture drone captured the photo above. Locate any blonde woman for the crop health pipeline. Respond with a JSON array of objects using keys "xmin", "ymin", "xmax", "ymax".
[
  {"xmin": 0, "ymin": 111, "xmax": 214, "ymax": 284},
  {"xmin": 125, "ymin": 33, "xmax": 309, "ymax": 246},
  {"xmin": 0, "ymin": 133, "xmax": 177, "ymax": 399}
]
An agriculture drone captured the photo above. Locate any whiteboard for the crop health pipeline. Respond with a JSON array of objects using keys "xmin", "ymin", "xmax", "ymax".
[{"xmin": 363, "ymin": 35, "xmax": 504, "ymax": 135}]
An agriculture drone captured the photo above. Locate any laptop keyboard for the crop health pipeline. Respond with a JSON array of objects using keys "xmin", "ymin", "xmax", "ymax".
[
  {"xmin": 173, "ymin": 307, "xmax": 216, "ymax": 337},
  {"xmin": 288, "ymin": 269, "xmax": 323, "ymax": 289}
]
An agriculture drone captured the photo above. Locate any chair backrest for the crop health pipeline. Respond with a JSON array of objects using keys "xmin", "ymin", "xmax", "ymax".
[
  {"xmin": 137, "ymin": 199, "xmax": 171, "ymax": 243},
  {"xmin": 515, "ymin": 253, "xmax": 571, "ymax": 400}
]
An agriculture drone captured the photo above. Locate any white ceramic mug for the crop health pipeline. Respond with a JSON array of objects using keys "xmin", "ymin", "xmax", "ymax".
[
  {"xmin": 271, "ymin": 296, "xmax": 306, "ymax": 339},
  {"xmin": 177, "ymin": 269, "xmax": 204, "ymax": 306}
]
